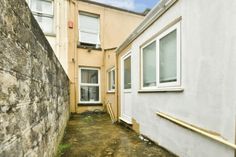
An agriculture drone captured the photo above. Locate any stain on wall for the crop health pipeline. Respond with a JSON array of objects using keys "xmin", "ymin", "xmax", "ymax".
[{"xmin": 0, "ymin": 0, "xmax": 70, "ymax": 156}]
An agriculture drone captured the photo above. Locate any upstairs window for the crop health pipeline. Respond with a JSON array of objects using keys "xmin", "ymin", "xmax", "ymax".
[
  {"xmin": 28, "ymin": 0, "xmax": 54, "ymax": 34},
  {"xmin": 107, "ymin": 68, "xmax": 115, "ymax": 92},
  {"xmin": 79, "ymin": 12, "xmax": 100, "ymax": 48},
  {"xmin": 141, "ymin": 22, "xmax": 181, "ymax": 89}
]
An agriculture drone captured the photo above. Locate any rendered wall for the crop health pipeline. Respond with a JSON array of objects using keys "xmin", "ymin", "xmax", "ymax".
[
  {"xmin": 0, "ymin": 1, "xmax": 70, "ymax": 156},
  {"xmin": 69, "ymin": 1, "xmax": 144, "ymax": 114},
  {"xmin": 26, "ymin": 0, "xmax": 69, "ymax": 74},
  {"xmin": 46, "ymin": 0, "xmax": 69, "ymax": 75},
  {"xmin": 104, "ymin": 49, "xmax": 117, "ymax": 119},
  {"xmin": 121, "ymin": 0, "xmax": 236, "ymax": 156}
]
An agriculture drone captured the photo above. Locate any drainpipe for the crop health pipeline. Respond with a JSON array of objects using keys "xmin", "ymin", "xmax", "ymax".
[
  {"xmin": 74, "ymin": 0, "xmax": 78, "ymax": 113},
  {"xmin": 67, "ymin": 0, "xmax": 77, "ymax": 113},
  {"xmin": 115, "ymin": 52, "xmax": 119, "ymax": 121}
]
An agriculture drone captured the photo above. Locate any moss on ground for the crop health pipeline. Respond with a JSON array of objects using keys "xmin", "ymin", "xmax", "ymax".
[{"xmin": 57, "ymin": 143, "xmax": 71, "ymax": 157}]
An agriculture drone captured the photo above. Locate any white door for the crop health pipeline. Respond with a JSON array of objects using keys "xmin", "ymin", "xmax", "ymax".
[{"xmin": 120, "ymin": 52, "xmax": 132, "ymax": 124}]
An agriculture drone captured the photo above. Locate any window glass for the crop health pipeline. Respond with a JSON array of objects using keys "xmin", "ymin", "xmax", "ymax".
[
  {"xmin": 79, "ymin": 13, "xmax": 100, "ymax": 45},
  {"xmin": 124, "ymin": 56, "xmax": 131, "ymax": 89},
  {"xmin": 81, "ymin": 69, "xmax": 98, "ymax": 84},
  {"xmin": 80, "ymin": 86, "xmax": 99, "ymax": 102},
  {"xmin": 80, "ymin": 14, "xmax": 99, "ymax": 32},
  {"xmin": 34, "ymin": 15, "xmax": 53, "ymax": 33},
  {"xmin": 143, "ymin": 41, "xmax": 156, "ymax": 87},
  {"xmin": 108, "ymin": 69, "xmax": 115, "ymax": 91},
  {"xmin": 80, "ymin": 68, "xmax": 100, "ymax": 103},
  {"xmin": 112, "ymin": 70, "xmax": 115, "ymax": 89},
  {"xmin": 159, "ymin": 30, "xmax": 177, "ymax": 83},
  {"xmin": 79, "ymin": 31, "xmax": 99, "ymax": 45},
  {"xmin": 29, "ymin": 0, "xmax": 54, "ymax": 34},
  {"xmin": 31, "ymin": 0, "xmax": 53, "ymax": 15}
]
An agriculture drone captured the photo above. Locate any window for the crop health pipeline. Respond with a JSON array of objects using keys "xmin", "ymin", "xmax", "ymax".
[
  {"xmin": 79, "ymin": 12, "xmax": 100, "ymax": 47},
  {"xmin": 142, "ymin": 41, "xmax": 156, "ymax": 87},
  {"xmin": 124, "ymin": 55, "xmax": 131, "ymax": 89},
  {"xmin": 79, "ymin": 68, "xmax": 100, "ymax": 103},
  {"xmin": 159, "ymin": 29, "xmax": 177, "ymax": 83},
  {"xmin": 28, "ymin": 0, "xmax": 54, "ymax": 34},
  {"xmin": 141, "ymin": 22, "xmax": 180, "ymax": 89},
  {"xmin": 107, "ymin": 68, "xmax": 115, "ymax": 92}
]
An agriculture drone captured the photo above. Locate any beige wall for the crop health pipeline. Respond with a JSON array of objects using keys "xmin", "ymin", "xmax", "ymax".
[
  {"xmin": 69, "ymin": 1, "xmax": 144, "ymax": 114},
  {"xmin": 104, "ymin": 49, "xmax": 117, "ymax": 118},
  {"xmin": 26, "ymin": 0, "xmax": 70, "ymax": 74},
  {"xmin": 51, "ymin": 0, "xmax": 69, "ymax": 74},
  {"xmin": 43, "ymin": 0, "xmax": 70, "ymax": 74},
  {"xmin": 68, "ymin": 0, "xmax": 78, "ymax": 112}
]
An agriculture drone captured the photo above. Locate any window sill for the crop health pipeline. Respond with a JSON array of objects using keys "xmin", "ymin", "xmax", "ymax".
[
  {"xmin": 78, "ymin": 103, "xmax": 103, "ymax": 106},
  {"xmin": 77, "ymin": 45, "xmax": 102, "ymax": 51},
  {"xmin": 107, "ymin": 91, "xmax": 115, "ymax": 94},
  {"xmin": 138, "ymin": 87, "xmax": 184, "ymax": 93},
  {"xmin": 44, "ymin": 33, "xmax": 56, "ymax": 37}
]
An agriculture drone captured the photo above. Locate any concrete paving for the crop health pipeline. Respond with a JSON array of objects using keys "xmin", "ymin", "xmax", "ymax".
[{"xmin": 59, "ymin": 112, "xmax": 177, "ymax": 157}]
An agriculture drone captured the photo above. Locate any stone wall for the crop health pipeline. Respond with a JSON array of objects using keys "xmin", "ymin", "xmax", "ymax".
[{"xmin": 0, "ymin": 0, "xmax": 70, "ymax": 157}]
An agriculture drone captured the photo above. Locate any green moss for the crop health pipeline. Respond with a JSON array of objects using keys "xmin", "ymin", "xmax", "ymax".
[
  {"xmin": 57, "ymin": 143, "xmax": 71, "ymax": 157},
  {"xmin": 83, "ymin": 116, "xmax": 94, "ymax": 123}
]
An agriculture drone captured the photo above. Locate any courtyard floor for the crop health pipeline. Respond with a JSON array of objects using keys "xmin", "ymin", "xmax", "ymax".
[{"xmin": 58, "ymin": 112, "xmax": 177, "ymax": 157}]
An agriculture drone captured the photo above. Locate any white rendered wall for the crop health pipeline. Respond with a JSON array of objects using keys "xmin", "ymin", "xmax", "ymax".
[{"xmin": 130, "ymin": 0, "xmax": 236, "ymax": 156}]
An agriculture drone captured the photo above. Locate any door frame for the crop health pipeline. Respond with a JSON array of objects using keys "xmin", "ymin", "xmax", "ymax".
[{"xmin": 119, "ymin": 51, "xmax": 132, "ymax": 124}]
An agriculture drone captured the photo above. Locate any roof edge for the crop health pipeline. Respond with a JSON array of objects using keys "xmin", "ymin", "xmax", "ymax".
[
  {"xmin": 116, "ymin": 0, "xmax": 178, "ymax": 54},
  {"xmin": 78, "ymin": 0, "xmax": 146, "ymax": 16}
]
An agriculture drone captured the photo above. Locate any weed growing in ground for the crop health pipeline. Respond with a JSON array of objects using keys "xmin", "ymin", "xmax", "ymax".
[
  {"xmin": 83, "ymin": 115, "xmax": 94, "ymax": 123},
  {"xmin": 57, "ymin": 143, "xmax": 71, "ymax": 156}
]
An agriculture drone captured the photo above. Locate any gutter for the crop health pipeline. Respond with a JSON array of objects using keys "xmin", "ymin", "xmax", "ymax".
[
  {"xmin": 116, "ymin": 0, "xmax": 178, "ymax": 54},
  {"xmin": 78, "ymin": 0, "xmax": 146, "ymax": 16}
]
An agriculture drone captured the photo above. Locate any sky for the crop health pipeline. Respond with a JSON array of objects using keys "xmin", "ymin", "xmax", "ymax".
[{"xmin": 92, "ymin": 0, "xmax": 160, "ymax": 13}]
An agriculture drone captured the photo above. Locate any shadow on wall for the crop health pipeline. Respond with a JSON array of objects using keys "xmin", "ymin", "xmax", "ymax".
[{"xmin": 0, "ymin": 1, "xmax": 70, "ymax": 157}]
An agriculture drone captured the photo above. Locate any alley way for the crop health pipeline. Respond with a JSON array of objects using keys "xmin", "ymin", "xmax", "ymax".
[{"xmin": 58, "ymin": 112, "xmax": 177, "ymax": 157}]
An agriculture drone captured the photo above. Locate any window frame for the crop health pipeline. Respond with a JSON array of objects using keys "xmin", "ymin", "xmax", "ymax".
[
  {"xmin": 140, "ymin": 22, "xmax": 181, "ymax": 90},
  {"xmin": 78, "ymin": 12, "xmax": 100, "ymax": 47},
  {"xmin": 79, "ymin": 67, "xmax": 101, "ymax": 104},
  {"xmin": 107, "ymin": 67, "xmax": 115, "ymax": 93},
  {"xmin": 28, "ymin": 0, "xmax": 54, "ymax": 34}
]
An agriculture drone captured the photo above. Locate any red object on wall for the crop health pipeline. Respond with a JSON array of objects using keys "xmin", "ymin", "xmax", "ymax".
[{"xmin": 68, "ymin": 21, "xmax": 73, "ymax": 28}]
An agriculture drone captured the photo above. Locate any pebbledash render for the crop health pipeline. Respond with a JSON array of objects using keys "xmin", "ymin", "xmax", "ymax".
[{"xmin": 116, "ymin": 0, "xmax": 236, "ymax": 157}]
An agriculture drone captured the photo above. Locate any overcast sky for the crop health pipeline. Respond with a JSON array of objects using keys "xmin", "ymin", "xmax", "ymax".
[{"xmin": 92, "ymin": 0, "xmax": 160, "ymax": 13}]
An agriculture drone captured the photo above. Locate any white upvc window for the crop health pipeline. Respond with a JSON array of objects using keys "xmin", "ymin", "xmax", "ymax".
[
  {"xmin": 141, "ymin": 22, "xmax": 181, "ymax": 89},
  {"xmin": 28, "ymin": 0, "xmax": 54, "ymax": 34},
  {"xmin": 107, "ymin": 67, "xmax": 115, "ymax": 92},
  {"xmin": 79, "ymin": 12, "xmax": 100, "ymax": 47},
  {"xmin": 79, "ymin": 67, "xmax": 100, "ymax": 103}
]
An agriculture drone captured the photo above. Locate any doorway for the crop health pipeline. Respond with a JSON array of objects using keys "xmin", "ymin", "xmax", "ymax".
[{"xmin": 120, "ymin": 52, "xmax": 132, "ymax": 124}]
